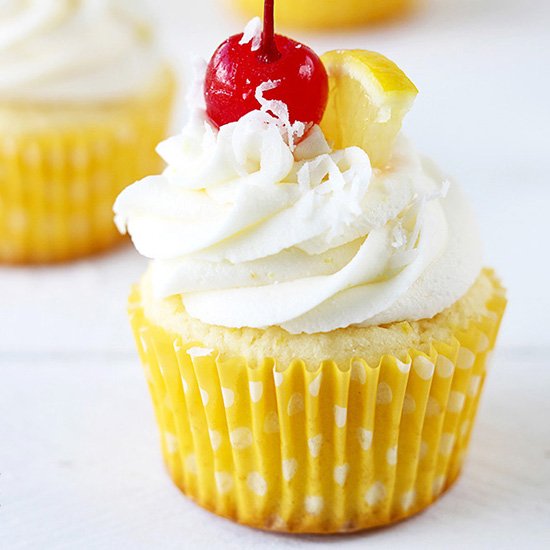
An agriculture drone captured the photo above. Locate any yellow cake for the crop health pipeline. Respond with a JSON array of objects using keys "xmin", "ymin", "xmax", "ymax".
[
  {"xmin": 228, "ymin": 0, "xmax": 414, "ymax": 29},
  {"xmin": 139, "ymin": 267, "xmax": 499, "ymax": 368},
  {"xmin": 0, "ymin": 2, "xmax": 175, "ymax": 263},
  {"xmin": 115, "ymin": 30, "xmax": 506, "ymax": 533}
]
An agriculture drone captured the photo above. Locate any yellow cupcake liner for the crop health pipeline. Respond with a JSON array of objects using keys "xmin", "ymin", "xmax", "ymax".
[
  {"xmin": 0, "ymin": 68, "xmax": 176, "ymax": 264},
  {"xmin": 227, "ymin": 0, "xmax": 413, "ymax": 29},
  {"xmin": 128, "ymin": 270, "xmax": 506, "ymax": 533}
]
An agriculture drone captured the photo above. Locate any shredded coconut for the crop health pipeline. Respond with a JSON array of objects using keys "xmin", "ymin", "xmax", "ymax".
[
  {"xmin": 255, "ymin": 80, "xmax": 306, "ymax": 151},
  {"xmin": 239, "ymin": 17, "xmax": 262, "ymax": 51}
]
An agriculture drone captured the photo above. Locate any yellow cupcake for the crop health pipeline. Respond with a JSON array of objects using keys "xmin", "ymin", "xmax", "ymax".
[
  {"xmin": 115, "ymin": 46, "xmax": 506, "ymax": 533},
  {"xmin": 129, "ymin": 269, "xmax": 505, "ymax": 532},
  {"xmin": 227, "ymin": 0, "xmax": 414, "ymax": 29},
  {"xmin": 0, "ymin": 2, "xmax": 175, "ymax": 264}
]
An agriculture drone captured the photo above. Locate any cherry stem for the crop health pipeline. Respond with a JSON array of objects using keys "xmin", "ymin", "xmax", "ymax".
[{"xmin": 260, "ymin": 0, "xmax": 280, "ymax": 62}]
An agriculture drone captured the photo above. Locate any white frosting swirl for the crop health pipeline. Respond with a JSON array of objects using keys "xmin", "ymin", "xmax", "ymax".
[
  {"xmin": 114, "ymin": 70, "xmax": 482, "ymax": 334},
  {"xmin": 0, "ymin": 0, "xmax": 162, "ymax": 102}
]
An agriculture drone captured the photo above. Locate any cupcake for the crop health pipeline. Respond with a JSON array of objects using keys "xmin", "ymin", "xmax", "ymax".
[
  {"xmin": 0, "ymin": 0, "xmax": 175, "ymax": 263},
  {"xmin": 226, "ymin": 0, "xmax": 413, "ymax": 29},
  {"xmin": 114, "ymin": 9, "xmax": 506, "ymax": 534}
]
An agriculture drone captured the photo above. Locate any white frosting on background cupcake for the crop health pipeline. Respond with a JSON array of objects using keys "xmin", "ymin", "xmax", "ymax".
[{"xmin": 0, "ymin": 0, "xmax": 162, "ymax": 102}]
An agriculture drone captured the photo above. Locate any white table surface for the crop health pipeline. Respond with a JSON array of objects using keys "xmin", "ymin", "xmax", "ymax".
[{"xmin": 1, "ymin": 0, "xmax": 549, "ymax": 548}]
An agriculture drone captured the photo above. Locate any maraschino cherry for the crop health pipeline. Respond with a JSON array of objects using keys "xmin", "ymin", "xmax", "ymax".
[{"xmin": 204, "ymin": 0, "xmax": 328, "ymax": 128}]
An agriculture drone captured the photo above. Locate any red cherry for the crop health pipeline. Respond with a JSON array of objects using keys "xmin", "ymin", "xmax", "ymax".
[{"xmin": 204, "ymin": 1, "xmax": 328, "ymax": 128}]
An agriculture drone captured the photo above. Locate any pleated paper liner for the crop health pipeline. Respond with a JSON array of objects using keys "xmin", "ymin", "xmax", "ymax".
[
  {"xmin": 0, "ymin": 68, "xmax": 176, "ymax": 264},
  {"xmin": 129, "ymin": 270, "xmax": 506, "ymax": 534}
]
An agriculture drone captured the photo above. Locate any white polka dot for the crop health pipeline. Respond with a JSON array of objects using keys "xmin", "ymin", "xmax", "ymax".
[
  {"xmin": 376, "ymin": 382, "xmax": 393, "ymax": 405},
  {"xmin": 419, "ymin": 440, "xmax": 429, "ymax": 459},
  {"xmin": 308, "ymin": 373, "xmax": 322, "ymax": 397},
  {"xmin": 93, "ymin": 140, "xmax": 109, "ymax": 159},
  {"xmin": 2, "ymin": 137, "xmax": 17, "ymax": 155},
  {"xmin": 142, "ymin": 364, "xmax": 153, "ymax": 382},
  {"xmin": 477, "ymin": 333, "xmax": 490, "ymax": 352},
  {"xmin": 334, "ymin": 406, "xmax": 347, "ymax": 428},
  {"xmin": 460, "ymin": 420, "xmax": 470, "ymax": 438},
  {"xmin": 287, "ymin": 393, "xmax": 304, "ymax": 416},
  {"xmin": 468, "ymin": 375, "xmax": 481, "ymax": 397},
  {"xmin": 426, "ymin": 396, "xmax": 442, "ymax": 417},
  {"xmin": 247, "ymin": 472, "xmax": 267, "ymax": 496},
  {"xmin": 215, "ymin": 472, "xmax": 233, "ymax": 494},
  {"xmin": 25, "ymin": 144, "xmax": 41, "ymax": 165},
  {"xmin": 333, "ymin": 464, "xmax": 349, "ymax": 486},
  {"xmin": 457, "ymin": 348, "xmax": 475, "ymax": 370},
  {"xmin": 264, "ymin": 411, "xmax": 280, "ymax": 433},
  {"xmin": 270, "ymin": 515, "xmax": 287, "ymax": 530},
  {"xmin": 401, "ymin": 490, "xmax": 416, "ymax": 511},
  {"xmin": 339, "ymin": 521, "xmax": 356, "ymax": 533},
  {"xmin": 447, "ymin": 391, "xmax": 466, "ymax": 413},
  {"xmin": 351, "ymin": 360, "xmax": 367, "ymax": 384},
  {"xmin": 116, "ymin": 125, "xmax": 134, "ymax": 142},
  {"xmin": 185, "ymin": 453, "xmax": 197, "ymax": 473},
  {"xmin": 199, "ymin": 388, "xmax": 209, "ymax": 406},
  {"xmin": 229, "ymin": 427, "xmax": 253, "ymax": 449},
  {"xmin": 308, "ymin": 434, "xmax": 323, "ymax": 457},
  {"xmin": 305, "ymin": 495, "xmax": 324, "ymax": 515},
  {"xmin": 209, "ymin": 430, "xmax": 222, "ymax": 451},
  {"xmin": 396, "ymin": 359, "xmax": 412, "ymax": 373},
  {"xmin": 164, "ymin": 432, "xmax": 178, "ymax": 454},
  {"xmin": 181, "ymin": 377, "xmax": 189, "ymax": 394},
  {"xmin": 403, "ymin": 394, "xmax": 416, "ymax": 414},
  {"xmin": 365, "ymin": 482, "xmax": 386, "ymax": 506},
  {"xmin": 439, "ymin": 433, "xmax": 456, "ymax": 456},
  {"xmin": 436, "ymin": 356, "xmax": 455, "ymax": 378},
  {"xmin": 358, "ymin": 428, "xmax": 373, "ymax": 451},
  {"xmin": 414, "ymin": 356, "xmax": 435, "ymax": 380},
  {"xmin": 432, "ymin": 475, "xmax": 446, "ymax": 495},
  {"xmin": 282, "ymin": 459, "xmax": 297, "ymax": 481},
  {"xmin": 249, "ymin": 381, "xmax": 263, "ymax": 403},
  {"xmin": 273, "ymin": 370, "xmax": 283, "ymax": 387},
  {"xmin": 7, "ymin": 210, "xmax": 26, "ymax": 232},
  {"xmin": 71, "ymin": 147, "xmax": 88, "ymax": 167},
  {"xmin": 221, "ymin": 387, "xmax": 234, "ymax": 408},
  {"xmin": 386, "ymin": 446, "xmax": 398, "ymax": 465},
  {"xmin": 187, "ymin": 346, "xmax": 214, "ymax": 358}
]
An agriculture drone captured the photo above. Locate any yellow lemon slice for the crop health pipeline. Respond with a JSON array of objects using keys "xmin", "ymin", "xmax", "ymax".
[{"xmin": 320, "ymin": 49, "xmax": 418, "ymax": 168}]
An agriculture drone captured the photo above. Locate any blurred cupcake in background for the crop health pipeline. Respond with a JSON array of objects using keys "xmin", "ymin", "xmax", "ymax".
[
  {"xmin": 226, "ymin": 0, "xmax": 414, "ymax": 29},
  {"xmin": 0, "ymin": 0, "xmax": 176, "ymax": 264}
]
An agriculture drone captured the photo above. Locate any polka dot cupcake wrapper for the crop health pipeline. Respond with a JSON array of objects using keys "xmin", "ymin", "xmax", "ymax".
[
  {"xmin": 0, "ymin": 68, "xmax": 175, "ymax": 264},
  {"xmin": 128, "ymin": 270, "xmax": 506, "ymax": 534}
]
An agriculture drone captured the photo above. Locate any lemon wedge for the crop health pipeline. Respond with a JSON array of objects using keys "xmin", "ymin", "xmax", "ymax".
[{"xmin": 320, "ymin": 49, "xmax": 418, "ymax": 168}]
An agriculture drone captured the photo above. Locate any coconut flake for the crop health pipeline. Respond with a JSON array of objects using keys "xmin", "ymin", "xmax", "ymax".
[
  {"xmin": 254, "ymin": 80, "xmax": 306, "ymax": 151},
  {"xmin": 239, "ymin": 17, "xmax": 262, "ymax": 51}
]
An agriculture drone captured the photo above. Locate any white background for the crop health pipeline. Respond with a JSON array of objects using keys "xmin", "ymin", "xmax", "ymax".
[{"xmin": 1, "ymin": 0, "xmax": 549, "ymax": 548}]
